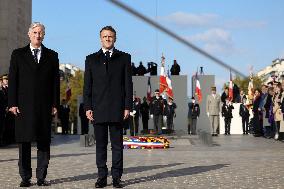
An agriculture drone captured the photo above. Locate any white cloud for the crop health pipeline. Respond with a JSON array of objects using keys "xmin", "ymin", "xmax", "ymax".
[
  {"xmin": 188, "ymin": 28, "xmax": 236, "ymax": 55},
  {"xmin": 162, "ymin": 11, "xmax": 219, "ymax": 28},
  {"xmin": 161, "ymin": 11, "xmax": 266, "ymax": 30}
]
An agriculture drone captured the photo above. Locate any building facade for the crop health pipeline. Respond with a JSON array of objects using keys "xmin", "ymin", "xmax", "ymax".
[
  {"xmin": 0, "ymin": 0, "xmax": 32, "ymax": 76},
  {"xmin": 257, "ymin": 58, "xmax": 284, "ymax": 83}
]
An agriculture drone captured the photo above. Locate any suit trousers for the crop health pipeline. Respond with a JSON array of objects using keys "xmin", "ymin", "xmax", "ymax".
[
  {"xmin": 94, "ymin": 122, "xmax": 123, "ymax": 179},
  {"xmin": 153, "ymin": 115, "xmax": 162, "ymax": 134},
  {"xmin": 190, "ymin": 118, "xmax": 197, "ymax": 135},
  {"xmin": 18, "ymin": 141, "xmax": 50, "ymax": 181},
  {"xmin": 209, "ymin": 115, "xmax": 219, "ymax": 134}
]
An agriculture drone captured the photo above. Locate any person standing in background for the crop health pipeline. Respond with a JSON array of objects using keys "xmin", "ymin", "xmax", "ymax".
[
  {"xmin": 206, "ymin": 86, "xmax": 221, "ymax": 136},
  {"xmin": 239, "ymin": 97, "xmax": 250, "ymax": 135},
  {"xmin": 188, "ymin": 97, "xmax": 200, "ymax": 135}
]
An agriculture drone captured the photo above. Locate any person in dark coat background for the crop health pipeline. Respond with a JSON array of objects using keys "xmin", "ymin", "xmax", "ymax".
[
  {"xmin": 129, "ymin": 94, "xmax": 140, "ymax": 136},
  {"xmin": 222, "ymin": 98, "xmax": 234, "ymax": 135},
  {"xmin": 58, "ymin": 99, "xmax": 70, "ymax": 135},
  {"xmin": 1, "ymin": 75, "xmax": 15, "ymax": 145},
  {"xmin": 188, "ymin": 97, "xmax": 200, "ymax": 135},
  {"xmin": 8, "ymin": 22, "xmax": 59, "ymax": 187},
  {"xmin": 150, "ymin": 89, "xmax": 164, "ymax": 135},
  {"xmin": 83, "ymin": 26, "xmax": 132, "ymax": 188},
  {"xmin": 164, "ymin": 97, "xmax": 177, "ymax": 132},
  {"xmin": 252, "ymin": 89, "xmax": 262, "ymax": 137},
  {"xmin": 170, "ymin": 59, "xmax": 180, "ymax": 75},
  {"xmin": 140, "ymin": 96, "xmax": 149, "ymax": 134},
  {"xmin": 239, "ymin": 97, "xmax": 250, "ymax": 135},
  {"xmin": 0, "ymin": 76, "xmax": 5, "ymax": 146},
  {"xmin": 79, "ymin": 102, "xmax": 89, "ymax": 135}
]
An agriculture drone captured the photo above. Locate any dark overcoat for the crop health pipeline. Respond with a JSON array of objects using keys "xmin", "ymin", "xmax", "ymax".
[
  {"xmin": 83, "ymin": 48, "xmax": 132, "ymax": 124},
  {"xmin": 8, "ymin": 45, "xmax": 60, "ymax": 142}
]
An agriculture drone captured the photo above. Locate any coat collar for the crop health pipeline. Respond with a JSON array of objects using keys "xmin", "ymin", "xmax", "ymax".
[{"xmin": 24, "ymin": 44, "xmax": 48, "ymax": 69}]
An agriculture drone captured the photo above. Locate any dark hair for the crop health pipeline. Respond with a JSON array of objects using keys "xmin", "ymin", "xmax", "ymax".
[{"xmin": 100, "ymin": 26, "xmax": 116, "ymax": 37}]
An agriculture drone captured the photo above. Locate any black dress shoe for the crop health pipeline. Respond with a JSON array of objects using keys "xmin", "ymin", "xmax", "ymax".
[
  {"xmin": 37, "ymin": 180, "xmax": 50, "ymax": 186},
  {"xmin": 95, "ymin": 177, "xmax": 107, "ymax": 188},
  {"xmin": 20, "ymin": 180, "xmax": 31, "ymax": 187},
  {"xmin": 113, "ymin": 178, "xmax": 123, "ymax": 188}
]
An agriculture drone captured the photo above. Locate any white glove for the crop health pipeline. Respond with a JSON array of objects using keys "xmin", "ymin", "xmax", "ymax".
[
  {"xmin": 132, "ymin": 110, "xmax": 136, "ymax": 115},
  {"xmin": 163, "ymin": 116, "xmax": 167, "ymax": 122},
  {"xmin": 207, "ymin": 112, "xmax": 210, "ymax": 117},
  {"xmin": 150, "ymin": 114, "xmax": 153, "ymax": 119}
]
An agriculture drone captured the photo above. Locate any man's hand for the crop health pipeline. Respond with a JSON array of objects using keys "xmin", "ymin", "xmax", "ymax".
[
  {"xmin": 150, "ymin": 114, "xmax": 153, "ymax": 119},
  {"xmin": 9, "ymin": 107, "xmax": 20, "ymax": 116},
  {"xmin": 86, "ymin": 110, "xmax": 94, "ymax": 121},
  {"xmin": 124, "ymin": 110, "xmax": 130, "ymax": 120},
  {"xmin": 52, "ymin": 107, "xmax": 57, "ymax": 115}
]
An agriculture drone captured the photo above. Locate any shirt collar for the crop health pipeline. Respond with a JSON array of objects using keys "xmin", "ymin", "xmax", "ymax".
[
  {"xmin": 30, "ymin": 43, "xmax": 42, "ymax": 52},
  {"xmin": 102, "ymin": 47, "xmax": 114, "ymax": 57}
]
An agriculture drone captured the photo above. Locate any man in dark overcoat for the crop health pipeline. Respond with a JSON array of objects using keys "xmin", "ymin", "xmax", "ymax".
[
  {"xmin": 83, "ymin": 26, "xmax": 132, "ymax": 188},
  {"xmin": 8, "ymin": 22, "xmax": 59, "ymax": 187}
]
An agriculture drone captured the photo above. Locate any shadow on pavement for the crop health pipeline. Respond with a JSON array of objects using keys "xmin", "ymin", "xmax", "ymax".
[
  {"xmin": 0, "ymin": 152, "xmax": 95, "ymax": 163},
  {"xmin": 123, "ymin": 164, "xmax": 230, "ymax": 186},
  {"xmin": 50, "ymin": 163, "xmax": 184, "ymax": 185}
]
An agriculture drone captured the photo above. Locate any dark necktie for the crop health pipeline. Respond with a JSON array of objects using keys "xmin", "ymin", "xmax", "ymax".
[
  {"xmin": 105, "ymin": 51, "xmax": 111, "ymax": 62},
  {"xmin": 33, "ymin": 49, "xmax": 39, "ymax": 63},
  {"xmin": 105, "ymin": 51, "xmax": 111, "ymax": 70}
]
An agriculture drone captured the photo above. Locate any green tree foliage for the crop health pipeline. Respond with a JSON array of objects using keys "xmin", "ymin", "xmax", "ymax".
[
  {"xmin": 60, "ymin": 71, "xmax": 84, "ymax": 129},
  {"xmin": 233, "ymin": 75, "xmax": 263, "ymax": 94}
]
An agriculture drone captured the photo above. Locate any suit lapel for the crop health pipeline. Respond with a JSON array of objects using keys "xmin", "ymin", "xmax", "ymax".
[
  {"xmin": 38, "ymin": 45, "xmax": 47, "ymax": 68},
  {"xmin": 24, "ymin": 45, "xmax": 37, "ymax": 70}
]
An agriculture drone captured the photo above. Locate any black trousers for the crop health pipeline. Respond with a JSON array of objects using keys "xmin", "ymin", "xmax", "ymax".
[
  {"xmin": 94, "ymin": 122, "xmax": 123, "ymax": 179},
  {"xmin": 242, "ymin": 117, "xmax": 249, "ymax": 134},
  {"xmin": 153, "ymin": 115, "xmax": 162, "ymax": 134},
  {"xmin": 224, "ymin": 118, "xmax": 231, "ymax": 134},
  {"xmin": 129, "ymin": 116, "xmax": 139, "ymax": 136},
  {"xmin": 141, "ymin": 116, "xmax": 148, "ymax": 131},
  {"xmin": 18, "ymin": 141, "xmax": 50, "ymax": 181}
]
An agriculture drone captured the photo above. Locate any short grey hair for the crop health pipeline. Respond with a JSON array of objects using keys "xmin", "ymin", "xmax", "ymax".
[{"xmin": 28, "ymin": 22, "xmax": 45, "ymax": 34}]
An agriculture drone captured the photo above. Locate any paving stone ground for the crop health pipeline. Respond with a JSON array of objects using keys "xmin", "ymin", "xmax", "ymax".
[{"xmin": 0, "ymin": 134, "xmax": 283, "ymax": 189}]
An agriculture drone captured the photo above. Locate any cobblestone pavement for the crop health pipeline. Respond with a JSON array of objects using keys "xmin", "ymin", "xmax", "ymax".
[{"xmin": 0, "ymin": 134, "xmax": 284, "ymax": 189}]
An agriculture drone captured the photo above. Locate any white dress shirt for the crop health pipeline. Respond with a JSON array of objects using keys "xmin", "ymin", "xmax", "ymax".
[
  {"xmin": 102, "ymin": 47, "xmax": 114, "ymax": 57},
  {"xmin": 30, "ymin": 43, "xmax": 42, "ymax": 63}
]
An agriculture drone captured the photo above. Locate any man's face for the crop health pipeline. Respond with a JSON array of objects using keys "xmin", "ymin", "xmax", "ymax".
[
  {"xmin": 100, "ymin": 30, "xmax": 115, "ymax": 50},
  {"xmin": 240, "ymin": 90, "xmax": 244, "ymax": 95},
  {"xmin": 28, "ymin": 26, "xmax": 44, "ymax": 47},
  {"xmin": 212, "ymin": 90, "xmax": 216, "ymax": 95},
  {"xmin": 2, "ymin": 79, "xmax": 8, "ymax": 86}
]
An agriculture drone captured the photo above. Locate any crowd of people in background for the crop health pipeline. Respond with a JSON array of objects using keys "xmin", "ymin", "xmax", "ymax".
[
  {"xmin": 213, "ymin": 81, "xmax": 284, "ymax": 141},
  {"xmin": 131, "ymin": 59, "xmax": 181, "ymax": 76},
  {"xmin": 124, "ymin": 89, "xmax": 177, "ymax": 136}
]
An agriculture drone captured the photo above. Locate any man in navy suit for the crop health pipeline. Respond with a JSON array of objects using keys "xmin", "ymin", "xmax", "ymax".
[{"xmin": 83, "ymin": 26, "xmax": 132, "ymax": 188}]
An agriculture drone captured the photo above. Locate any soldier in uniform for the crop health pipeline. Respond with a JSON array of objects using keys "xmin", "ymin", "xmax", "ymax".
[
  {"xmin": 164, "ymin": 97, "xmax": 177, "ymax": 132},
  {"xmin": 0, "ymin": 76, "xmax": 5, "ymax": 146},
  {"xmin": 129, "ymin": 94, "xmax": 140, "ymax": 136},
  {"xmin": 221, "ymin": 97, "xmax": 234, "ymax": 135},
  {"xmin": 206, "ymin": 86, "xmax": 221, "ymax": 136},
  {"xmin": 188, "ymin": 97, "xmax": 200, "ymax": 135},
  {"xmin": 58, "ymin": 99, "xmax": 70, "ymax": 135},
  {"xmin": 140, "ymin": 96, "xmax": 149, "ymax": 134},
  {"xmin": 150, "ymin": 89, "xmax": 164, "ymax": 134},
  {"xmin": 2, "ymin": 75, "xmax": 15, "ymax": 144}
]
